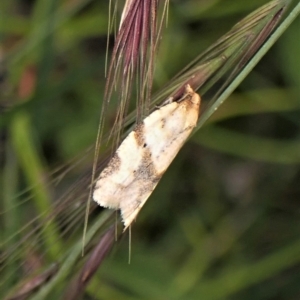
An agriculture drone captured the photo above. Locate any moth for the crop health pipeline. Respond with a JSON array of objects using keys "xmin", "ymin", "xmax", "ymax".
[{"xmin": 93, "ymin": 84, "xmax": 201, "ymax": 230}]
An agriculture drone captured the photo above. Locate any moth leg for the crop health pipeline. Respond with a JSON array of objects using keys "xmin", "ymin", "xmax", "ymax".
[{"xmin": 155, "ymin": 96, "xmax": 174, "ymax": 108}]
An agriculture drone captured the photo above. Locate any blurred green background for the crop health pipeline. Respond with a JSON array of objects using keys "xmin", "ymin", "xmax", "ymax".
[{"xmin": 1, "ymin": 0, "xmax": 300, "ymax": 299}]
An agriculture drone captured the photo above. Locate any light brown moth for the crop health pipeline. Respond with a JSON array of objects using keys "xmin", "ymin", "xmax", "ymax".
[{"xmin": 93, "ymin": 84, "xmax": 201, "ymax": 230}]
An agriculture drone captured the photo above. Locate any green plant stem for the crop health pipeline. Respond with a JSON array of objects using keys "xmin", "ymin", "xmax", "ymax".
[
  {"xmin": 30, "ymin": 210, "xmax": 112, "ymax": 300},
  {"xmin": 10, "ymin": 111, "xmax": 62, "ymax": 260},
  {"xmin": 197, "ymin": 0, "xmax": 300, "ymax": 129}
]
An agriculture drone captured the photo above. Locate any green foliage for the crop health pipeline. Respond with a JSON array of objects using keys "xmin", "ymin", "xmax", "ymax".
[{"xmin": 0, "ymin": 0, "xmax": 300, "ymax": 299}]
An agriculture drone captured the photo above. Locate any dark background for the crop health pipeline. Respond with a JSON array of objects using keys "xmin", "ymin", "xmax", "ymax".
[{"xmin": 1, "ymin": 0, "xmax": 300, "ymax": 299}]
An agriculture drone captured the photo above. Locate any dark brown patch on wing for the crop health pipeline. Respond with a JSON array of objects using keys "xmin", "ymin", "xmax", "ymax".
[
  {"xmin": 99, "ymin": 154, "xmax": 121, "ymax": 179},
  {"xmin": 134, "ymin": 123, "xmax": 145, "ymax": 147},
  {"xmin": 133, "ymin": 148, "xmax": 161, "ymax": 197}
]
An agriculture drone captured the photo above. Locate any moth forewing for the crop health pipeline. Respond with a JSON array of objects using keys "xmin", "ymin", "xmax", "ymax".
[
  {"xmin": 93, "ymin": 84, "xmax": 201, "ymax": 230},
  {"xmin": 143, "ymin": 88, "xmax": 200, "ymax": 173},
  {"xmin": 93, "ymin": 131, "xmax": 144, "ymax": 209}
]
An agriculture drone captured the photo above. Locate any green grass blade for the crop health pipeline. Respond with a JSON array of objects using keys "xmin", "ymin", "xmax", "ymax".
[
  {"xmin": 197, "ymin": 0, "xmax": 300, "ymax": 129},
  {"xmin": 196, "ymin": 125, "xmax": 300, "ymax": 163},
  {"xmin": 10, "ymin": 111, "xmax": 62, "ymax": 260}
]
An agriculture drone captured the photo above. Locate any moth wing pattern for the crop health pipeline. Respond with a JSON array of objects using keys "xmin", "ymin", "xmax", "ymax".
[
  {"xmin": 119, "ymin": 178, "xmax": 160, "ymax": 230},
  {"xmin": 93, "ymin": 131, "xmax": 144, "ymax": 209},
  {"xmin": 143, "ymin": 91, "xmax": 200, "ymax": 174},
  {"xmin": 93, "ymin": 85, "xmax": 201, "ymax": 230}
]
